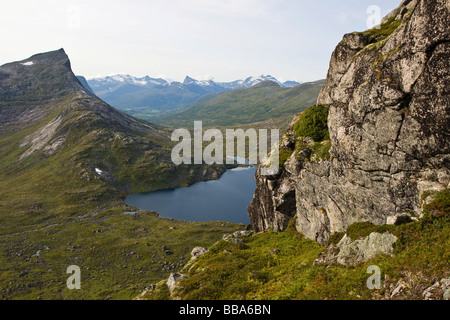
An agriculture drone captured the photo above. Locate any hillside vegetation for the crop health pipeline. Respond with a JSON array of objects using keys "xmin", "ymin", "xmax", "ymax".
[{"xmin": 142, "ymin": 189, "xmax": 449, "ymax": 300}]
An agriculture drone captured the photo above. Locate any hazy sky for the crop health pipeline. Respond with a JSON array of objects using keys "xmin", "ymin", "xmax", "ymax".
[{"xmin": 1, "ymin": 0, "xmax": 400, "ymax": 83}]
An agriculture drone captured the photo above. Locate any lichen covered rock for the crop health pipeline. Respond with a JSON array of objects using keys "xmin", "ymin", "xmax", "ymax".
[{"xmin": 314, "ymin": 232, "xmax": 398, "ymax": 266}]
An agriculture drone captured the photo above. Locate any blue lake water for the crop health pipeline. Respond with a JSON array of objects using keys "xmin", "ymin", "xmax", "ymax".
[{"xmin": 125, "ymin": 166, "xmax": 256, "ymax": 224}]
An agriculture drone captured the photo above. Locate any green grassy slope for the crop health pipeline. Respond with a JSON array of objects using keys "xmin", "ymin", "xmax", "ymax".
[{"xmin": 0, "ymin": 210, "xmax": 243, "ymax": 300}]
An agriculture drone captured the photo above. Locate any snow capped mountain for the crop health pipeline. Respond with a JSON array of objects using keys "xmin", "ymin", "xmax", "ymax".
[
  {"xmin": 88, "ymin": 74, "xmax": 300, "ymax": 92},
  {"xmin": 183, "ymin": 76, "xmax": 217, "ymax": 88},
  {"xmin": 107, "ymin": 74, "xmax": 169, "ymax": 87},
  {"xmin": 88, "ymin": 74, "xmax": 169, "ymax": 93},
  {"xmin": 239, "ymin": 75, "xmax": 282, "ymax": 88}
]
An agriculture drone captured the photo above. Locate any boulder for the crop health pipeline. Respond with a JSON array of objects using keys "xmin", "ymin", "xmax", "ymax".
[
  {"xmin": 166, "ymin": 273, "xmax": 189, "ymax": 293},
  {"xmin": 315, "ymin": 232, "xmax": 398, "ymax": 266},
  {"xmin": 191, "ymin": 247, "xmax": 208, "ymax": 259},
  {"xmin": 232, "ymin": 230, "xmax": 253, "ymax": 238}
]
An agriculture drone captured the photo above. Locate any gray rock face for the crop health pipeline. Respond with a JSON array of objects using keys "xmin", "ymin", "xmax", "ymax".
[
  {"xmin": 314, "ymin": 232, "xmax": 398, "ymax": 266},
  {"xmin": 248, "ymin": 0, "xmax": 449, "ymax": 245},
  {"xmin": 166, "ymin": 273, "xmax": 189, "ymax": 293}
]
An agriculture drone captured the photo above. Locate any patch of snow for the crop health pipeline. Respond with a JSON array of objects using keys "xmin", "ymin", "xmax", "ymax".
[
  {"xmin": 149, "ymin": 79, "xmax": 168, "ymax": 86},
  {"xmin": 32, "ymin": 250, "xmax": 41, "ymax": 257},
  {"xmin": 132, "ymin": 79, "xmax": 149, "ymax": 86},
  {"xmin": 111, "ymin": 75, "xmax": 125, "ymax": 82},
  {"xmin": 95, "ymin": 168, "xmax": 103, "ymax": 175},
  {"xmin": 31, "ymin": 246, "xmax": 49, "ymax": 258},
  {"xmin": 21, "ymin": 61, "xmax": 34, "ymax": 66}
]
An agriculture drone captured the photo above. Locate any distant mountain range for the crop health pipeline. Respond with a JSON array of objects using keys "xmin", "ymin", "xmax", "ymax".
[
  {"xmin": 154, "ymin": 79, "xmax": 326, "ymax": 127},
  {"xmin": 84, "ymin": 74, "xmax": 302, "ymax": 120},
  {"xmin": 88, "ymin": 74, "xmax": 300, "ymax": 92}
]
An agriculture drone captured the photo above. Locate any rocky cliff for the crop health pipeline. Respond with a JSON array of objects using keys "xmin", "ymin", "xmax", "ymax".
[{"xmin": 248, "ymin": 0, "xmax": 449, "ymax": 245}]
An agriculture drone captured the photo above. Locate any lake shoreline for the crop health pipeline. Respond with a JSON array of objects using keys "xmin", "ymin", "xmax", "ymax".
[{"xmin": 125, "ymin": 164, "xmax": 256, "ymax": 224}]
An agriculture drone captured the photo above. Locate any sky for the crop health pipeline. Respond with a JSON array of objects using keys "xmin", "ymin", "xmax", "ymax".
[{"xmin": 0, "ymin": 0, "xmax": 400, "ymax": 83}]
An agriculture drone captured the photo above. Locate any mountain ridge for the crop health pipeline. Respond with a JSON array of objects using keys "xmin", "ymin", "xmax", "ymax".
[{"xmin": 88, "ymin": 73, "xmax": 301, "ymax": 90}]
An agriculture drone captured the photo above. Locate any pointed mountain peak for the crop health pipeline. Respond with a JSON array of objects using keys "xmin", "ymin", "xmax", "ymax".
[
  {"xmin": 183, "ymin": 76, "xmax": 197, "ymax": 84},
  {"xmin": 12, "ymin": 48, "xmax": 71, "ymax": 69},
  {"xmin": 0, "ymin": 49, "xmax": 89, "ymax": 102}
]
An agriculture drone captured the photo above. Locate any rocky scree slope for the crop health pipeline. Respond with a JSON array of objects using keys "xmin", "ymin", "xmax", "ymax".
[{"xmin": 248, "ymin": 0, "xmax": 449, "ymax": 245}]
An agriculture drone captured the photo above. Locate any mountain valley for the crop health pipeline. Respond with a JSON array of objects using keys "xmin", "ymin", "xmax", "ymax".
[{"xmin": 0, "ymin": 0, "xmax": 448, "ymax": 302}]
